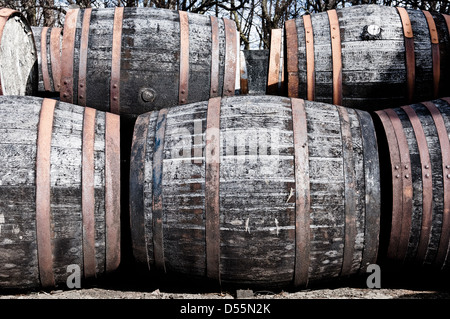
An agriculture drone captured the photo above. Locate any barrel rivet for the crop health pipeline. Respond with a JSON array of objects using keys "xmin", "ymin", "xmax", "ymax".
[
  {"xmin": 63, "ymin": 93, "xmax": 68, "ymax": 98},
  {"xmin": 447, "ymin": 174, "xmax": 450, "ymax": 179},
  {"xmin": 113, "ymin": 97, "xmax": 118, "ymax": 101},
  {"xmin": 396, "ymin": 174, "xmax": 400, "ymax": 178},
  {"xmin": 425, "ymin": 164, "xmax": 430, "ymax": 169},
  {"xmin": 446, "ymin": 165, "xmax": 450, "ymax": 169},
  {"xmin": 395, "ymin": 165, "xmax": 399, "ymax": 170},
  {"xmin": 425, "ymin": 173, "xmax": 430, "ymax": 178},
  {"xmin": 63, "ymin": 80, "xmax": 68, "ymax": 85},
  {"xmin": 212, "ymin": 89, "xmax": 217, "ymax": 94},
  {"xmin": 80, "ymin": 95, "xmax": 84, "ymax": 99},
  {"xmin": 405, "ymin": 174, "xmax": 409, "ymax": 179},
  {"xmin": 181, "ymin": 98, "xmax": 186, "ymax": 103},
  {"xmin": 139, "ymin": 87, "xmax": 156, "ymax": 103},
  {"xmin": 404, "ymin": 164, "xmax": 408, "ymax": 169}
]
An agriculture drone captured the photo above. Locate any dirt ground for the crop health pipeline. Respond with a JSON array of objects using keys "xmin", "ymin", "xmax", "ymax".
[
  {"xmin": 1, "ymin": 265, "xmax": 449, "ymax": 300},
  {"xmin": 1, "ymin": 286, "xmax": 449, "ymax": 299}
]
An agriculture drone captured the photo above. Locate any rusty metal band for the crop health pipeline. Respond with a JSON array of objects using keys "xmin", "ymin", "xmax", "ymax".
[
  {"xmin": 327, "ymin": 10, "xmax": 342, "ymax": 105},
  {"xmin": 374, "ymin": 110, "xmax": 403, "ymax": 260},
  {"xmin": 41, "ymin": 27, "xmax": 51, "ymax": 91},
  {"xmin": 223, "ymin": 18, "xmax": 236, "ymax": 96},
  {"xmin": 178, "ymin": 11, "xmax": 189, "ymax": 104},
  {"xmin": 0, "ymin": 8, "xmax": 18, "ymax": 94},
  {"xmin": 129, "ymin": 113, "xmax": 152, "ymax": 266},
  {"xmin": 267, "ymin": 29, "xmax": 282, "ymax": 95},
  {"xmin": 50, "ymin": 28, "xmax": 62, "ymax": 92},
  {"xmin": 396, "ymin": 7, "xmax": 415, "ymax": 103},
  {"xmin": 205, "ymin": 97, "xmax": 221, "ymax": 283},
  {"xmin": 60, "ymin": 9, "xmax": 79, "ymax": 103},
  {"xmin": 291, "ymin": 98, "xmax": 310, "ymax": 287},
  {"xmin": 444, "ymin": 14, "xmax": 450, "ymax": 39},
  {"xmin": 385, "ymin": 108, "xmax": 413, "ymax": 262},
  {"xmin": 337, "ymin": 106, "xmax": 357, "ymax": 276},
  {"xmin": 285, "ymin": 19, "xmax": 299, "ymax": 97},
  {"xmin": 401, "ymin": 105, "xmax": 433, "ymax": 263},
  {"xmin": 421, "ymin": 101, "xmax": 450, "ymax": 267},
  {"xmin": 209, "ymin": 16, "xmax": 220, "ymax": 97},
  {"xmin": 36, "ymin": 98, "xmax": 56, "ymax": 288},
  {"xmin": 153, "ymin": 108, "xmax": 168, "ymax": 272},
  {"xmin": 105, "ymin": 112, "xmax": 121, "ymax": 272},
  {"xmin": 82, "ymin": 107, "xmax": 97, "ymax": 278},
  {"xmin": 78, "ymin": 9, "xmax": 92, "ymax": 107},
  {"xmin": 422, "ymin": 11, "xmax": 440, "ymax": 98},
  {"xmin": 303, "ymin": 14, "xmax": 315, "ymax": 101},
  {"xmin": 110, "ymin": 7, "xmax": 123, "ymax": 114}
]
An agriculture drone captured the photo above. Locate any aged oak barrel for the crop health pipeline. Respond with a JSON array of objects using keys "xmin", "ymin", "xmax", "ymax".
[
  {"xmin": 0, "ymin": 8, "xmax": 38, "ymax": 96},
  {"xmin": 239, "ymin": 50, "xmax": 269, "ymax": 95},
  {"xmin": 0, "ymin": 96, "xmax": 121, "ymax": 289},
  {"xmin": 374, "ymin": 98, "xmax": 450, "ymax": 271},
  {"xmin": 60, "ymin": 7, "xmax": 238, "ymax": 116},
  {"xmin": 129, "ymin": 95, "xmax": 381, "ymax": 288},
  {"xmin": 240, "ymin": 30, "xmax": 284, "ymax": 96},
  {"xmin": 285, "ymin": 5, "xmax": 450, "ymax": 109},
  {"xmin": 31, "ymin": 26, "xmax": 62, "ymax": 95}
]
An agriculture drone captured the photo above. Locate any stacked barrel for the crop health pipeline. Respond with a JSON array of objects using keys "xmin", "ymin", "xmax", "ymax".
[{"xmin": 0, "ymin": 4, "xmax": 449, "ymax": 291}]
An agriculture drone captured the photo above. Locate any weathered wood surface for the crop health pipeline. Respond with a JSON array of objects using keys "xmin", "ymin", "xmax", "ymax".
[
  {"xmin": 240, "ymin": 50, "xmax": 269, "ymax": 95},
  {"xmin": 374, "ymin": 98, "xmax": 450, "ymax": 270},
  {"xmin": 31, "ymin": 27, "xmax": 62, "ymax": 94},
  {"xmin": 60, "ymin": 7, "xmax": 237, "ymax": 116},
  {"xmin": 0, "ymin": 96, "xmax": 120, "ymax": 290},
  {"xmin": 129, "ymin": 95, "xmax": 381, "ymax": 288},
  {"xmin": 288, "ymin": 5, "xmax": 450, "ymax": 109},
  {"xmin": 0, "ymin": 8, "xmax": 37, "ymax": 96}
]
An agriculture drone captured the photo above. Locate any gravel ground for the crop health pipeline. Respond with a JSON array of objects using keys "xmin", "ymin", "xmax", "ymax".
[
  {"xmin": 1, "ymin": 272, "xmax": 448, "ymax": 317},
  {"xmin": 1, "ymin": 268, "xmax": 449, "ymax": 300},
  {"xmin": 1, "ymin": 286, "xmax": 449, "ymax": 299}
]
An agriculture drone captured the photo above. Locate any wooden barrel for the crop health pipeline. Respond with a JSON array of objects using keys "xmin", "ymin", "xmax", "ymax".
[
  {"xmin": 285, "ymin": 5, "xmax": 450, "ymax": 109},
  {"xmin": 240, "ymin": 30, "xmax": 284, "ymax": 96},
  {"xmin": 0, "ymin": 8, "xmax": 38, "ymax": 96},
  {"xmin": 129, "ymin": 95, "xmax": 381, "ymax": 288},
  {"xmin": 0, "ymin": 96, "xmax": 121, "ymax": 289},
  {"xmin": 31, "ymin": 26, "xmax": 63, "ymax": 95},
  {"xmin": 374, "ymin": 98, "xmax": 450, "ymax": 271},
  {"xmin": 60, "ymin": 7, "xmax": 238, "ymax": 117},
  {"xmin": 239, "ymin": 50, "xmax": 269, "ymax": 95}
]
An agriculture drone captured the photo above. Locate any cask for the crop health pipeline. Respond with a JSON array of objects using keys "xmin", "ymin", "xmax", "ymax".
[
  {"xmin": 0, "ymin": 8, "xmax": 38, "ymax": 96},
  {"xmin": 129, "ymin": 95, "xmax": 381, "ymax": 288},
  {"xmin": 0, "ymin": 96, "xmax": 121, "ymax": 289},
  {"xmin": 60, "ymin": 7, "xmax": 238, "ymax": 116},
  {"xmin": 285, "ymin": 5, "xmax": 450, "ymax": 109},
  {"xmin": 374, "ymin": 98, "xmax": 450, "ymax": 270},
  {"xmin": 31, "ymin": 26, "xmax": 63, "ymax": 95}
]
